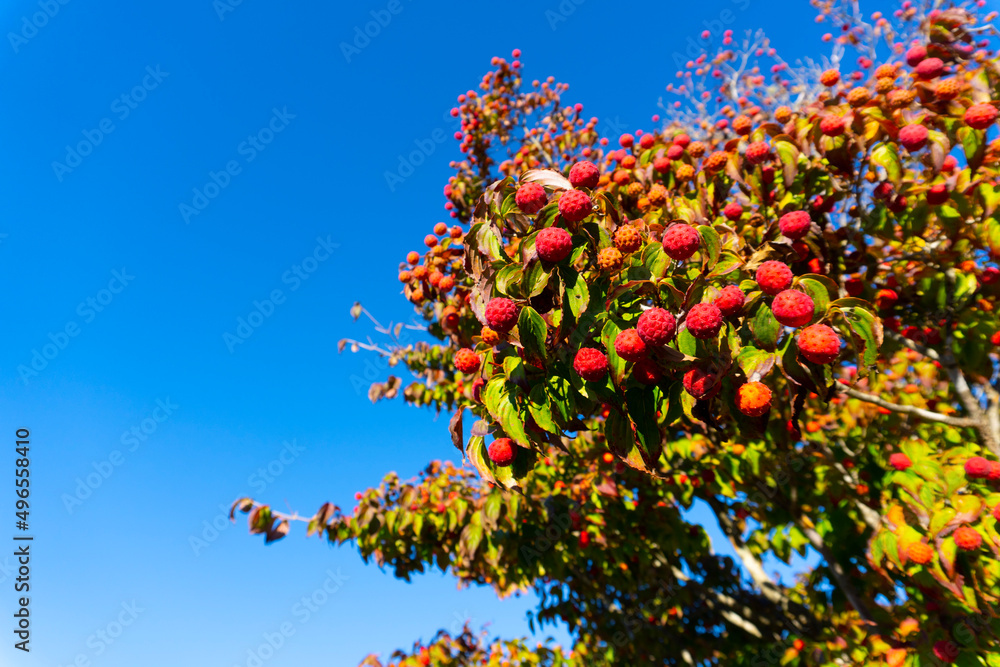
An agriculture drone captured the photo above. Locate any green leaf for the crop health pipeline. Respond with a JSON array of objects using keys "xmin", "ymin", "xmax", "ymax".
[
  {"xmin": 832, "ymin": 299, "xmax": 882, "ymax": 370},
  {"xmin": 495, "ymin": 265, "xmax": 524, "ymax": 298},
  {"xmin": 527, "ymin": 384, "xmax": 559, "ymax": 435},
  {"xmin": 561, "ymin": 267, "xmax": 590, "ymax": 320},
  {"xmin": 698, "ymin": 225, "xmax": 721, "ymax": 267},
  {"xmin": 959, "ymin": 126, "xmax": 985, "ymax": 172},
  {"xmin": 871, "ymin": 142, "xmax": 902, "ymax": 188},
  {"xmin": 797, "ymin": 277, "xmax": 831, "ymax": 323},
  {"xmin": 524, "ymin": 260, "xmax": 551, "ymax": 298},
  {"xmin": 774, "ymin": 139, "xmax": 799, "ymax": 187},
  {"xmin": 601, "ymin": 320, "xmax": 627, "ymax": 385},
  {"xmin": 517, "ymin": 306, "xmax": 548, "ymax": 361},
  {"xmin": 641, "ymin": 242, "xmax": 671, "ymax": 279},
  {"xmin": 708, "ymin": 250, "xmax": 743, "ymax": 278},
  {"xmin": 751, "ymin": 302, "xmax": 781, "ymax": 350},
  {"xmin": 624, "ymin": 387, "xmax": 663, "ymax": 468},
  {"xmin": 737, "ymin": 345, "xmax": 777, "ymax": 381}
]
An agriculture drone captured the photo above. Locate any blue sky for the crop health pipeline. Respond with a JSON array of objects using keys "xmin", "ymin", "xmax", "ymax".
[{"xmin": 0, "ymin": 0, "xmax": 934, "ymax": 664}]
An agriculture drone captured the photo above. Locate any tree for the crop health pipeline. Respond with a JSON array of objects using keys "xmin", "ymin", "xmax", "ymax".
[{"xmin": 235, "ymin": 2, "xmax": 1000, "ymax": 664}]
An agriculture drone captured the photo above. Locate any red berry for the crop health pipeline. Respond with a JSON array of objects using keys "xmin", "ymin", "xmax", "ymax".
[
  {"xmin": 927, "ymin": 183, "xmax": 949, "ymax": 205},
  {"xmin": 667, "ymin": 144, "xmax": 685, "ymax": 160},
  {"xmin": 516, "ymin": 182, "xmax": 548, "ymax": 214},
  {"xmin": 574, "ymin": 347, "xmax": 609, "ymax": 382},
  {"xmin": 614, "ymin": 328, "xmax": 648, "ymax": 361},
  {"xmin": 756, "ymin": 261, "xmax": 793, "ymax": 295},
  {"xmin": 953, "ymin": 525, "xmax": 982, "ymax": 552},
  {"xmin": 744, "ymin": 141, "xmax": 771, "ymax": 165},
  {"xmin": 898, "ymin": 124, "xmax": 928, "ymax": 151},
  {"xmin": 633, "ymin": 360, "xmax": 662, "ymax": 384},
  {"xmin": 619, "ymin": 133, "xmax": 634, "ymax": 148},
  {"xmin": 905, "ymin": 44, "xmax": 926, "ymax": 66},
  {"xmin": 965, "ymin": 456, "xmax": 990, "ymax": 478},
  {"xmin": 819, "ymin": 69, "xmax": 840, "ymax": 86},
  {"xmin": 653, "ymin": 156, "xmax": 671, "ymax": 173},
  {"xmin": 889, "ymin": 453, "xmax": 912, "ymax": 471},
  {"xmin": 558, "ymin": 189, "xmax": 593, "ymax": 222},
  {"xmin": 797, "ymin": 324, "xmax": 841, "ymax": 363},
  {"xmin": 637, "ymin": 308, "xmax": 677, "ymax": 346},
  {"xmin": 673, "ymin": 133, "xmax": 690, "ymax": 147},
  {"xmin": 488, "ymin": 438, "xmax": 517, "ymax": 466},
  {"xmin": 454, "ymin": 348, "xmax": 481, "ymax": 374},
  {"xmin": 942, "ymin": 155, "xmax": 957, "ymax": 172},
  {"xmin": 737, "ymin": 382, "xmax": 772, "ymax": 417},
  {"xmin": 686, "ymin": 303, "xmax": 724, "ymax": 339},
  {"xmin": 683, "ymin": 367, "xmax": 720, "ymax": 399},
  {"xmin": 536, "ymin": 227, "xmax": 574, "ymax": 263},
  {"xmin": 915, "ymin": 57, "xmax": 944, "ymax": 79},
  {"xmin": 485, "ymin": 297, "xmax": 520, "ymax": 333},
  {"xmin": 907, "ymin": 541, "xmax": 933, "ymax": 564},
  {"xmin": 568, "ymin": 161, "xmax": 600, "ymax": 189},
  {"xmin": 933, "ymin": 640, "xmax": 959, "ymax": 663},
  {"xmin": 714, "ymin": 285, "xmax": 746, "ymax": 317},
  {"xmin": 661, "ymin": 223, "xmax": 701, "ymax": 261},
  {"xmin": 965, "ymin": 102, "xmax": 998, "ymax": 130},
  {"xmin": 772, "ymin": 290, "xmax": 815, "ymax": 328},
  {"xmin": 792, "ymin": 639, "xmax": 805, "ymax": 652},
  {"xmin": 778, "ymin": 210, "xmax": 812, "ymax": 240},
  {"xmin": 424, "ymin": 234, "xmax": 439, "ymax": 248},
  {"xmin": 819, "ymin": 115, "xmax": 845, "ymax": 137},
  {"xmin": 723, "ymin": 202, "xmax": 743, "ymax": 221}
]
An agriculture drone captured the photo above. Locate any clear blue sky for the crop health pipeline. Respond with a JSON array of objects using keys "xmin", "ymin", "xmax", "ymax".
[{"xmin": 0, "ymin": 0, "xmax": 928, "ymax": 665}]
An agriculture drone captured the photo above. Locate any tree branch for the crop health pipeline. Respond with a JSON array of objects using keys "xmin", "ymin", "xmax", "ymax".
[
  {"xmin": 843, "ymin": 388, "xmax": 980, "ymax": 429},
  {"xmin": 798, "ymin": 522, "xmax": 878, "ymax": 626}
]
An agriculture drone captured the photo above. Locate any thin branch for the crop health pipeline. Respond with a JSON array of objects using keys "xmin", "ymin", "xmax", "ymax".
[
  {"xmin": 843, "ymin": 388, "xmax": 980, "ymax": 429},
  {"xmin": 798, "ymin": 523, "xmax": 877, "ymax": 626}
]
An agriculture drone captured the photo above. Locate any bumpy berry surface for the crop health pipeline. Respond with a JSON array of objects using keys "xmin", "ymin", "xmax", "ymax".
[
  {"xmin": 683, "ymin": 367, "xmax": 719, "ymax": 399},
  {"xmin": 661, "ymin": 223, "xmax": 701, "ymax": 261},
  {"xmin": 637, "ymin": 308, "xmax": 676, "ymax": 346},
  {"xmin": 737, "ymin": 382, "xmax": 772, "ymax": 417},
  {"xmin": 772, "ymin": 290, "xmax": 815, "ymax": 328},
  {"xmin": 686, "ymin": 303, "xmax": 723, "ymax": 340},
  {"xmin": 744, "ymin": 141, "xmax": 770, "ymax": 165},
  {"xmin": 889, "ymin": 453, "xmax": 912, "ymax": 471},
  {"xmin": 953, "ymin": 525, "xmax": 982, "ymax": 551},
  {"xmin": 454, "ymin": 348, "xmax": 481, "ymax": 373},
  {"xmin": 797, "ymin": 324, "xmax": 841, "ymax": 364},
  {"xmin": 756, "ymin": 261, "xmax": 793, "ymax": 295},
  {"xmin": 906, "ymin": 541, "xmax": 933, "ymax": 564},
  {"xmin": 536, "ymin": 227, "xmax": 573, "ymax": 263},
  {"xmin": 515, "ymin": 182, "xmax": 547, "ymax": 214},
  {"xmin": 568, "ymin": 160, "xmax": 600, "ymax": 189},
  {"xmin": 558, "ymin": 189, "xmax": 593, "ymax": 222},
  {"xmin": 485, "ymin": 297, "xmax": 520, "ymax": 333},
  {"xmin": 488, "ymin": 438, "xmax": 517, "ymax": 466},
  {"xmin": 614, "ymin": 329, "xmax": 648, "ymax": 361},
  {"xmin": 573, "ymin": 347, "xmax": 609, "ymax": 382},
  {"xmin": 714, "ymin": 285, "xmax": 746, "ymax": 317},
  {"xmin": 614, "ymin": 225, "xmax": 642, "ymax": 254},
  {"xmin": 778, "ymin": 210, "xmax": 812, "ymax": 240}
]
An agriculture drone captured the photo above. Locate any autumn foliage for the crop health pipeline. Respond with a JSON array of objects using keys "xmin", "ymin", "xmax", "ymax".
[{"xmin": 236, "ymin": 2, "xmax": 1000, "ymax": 665}]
